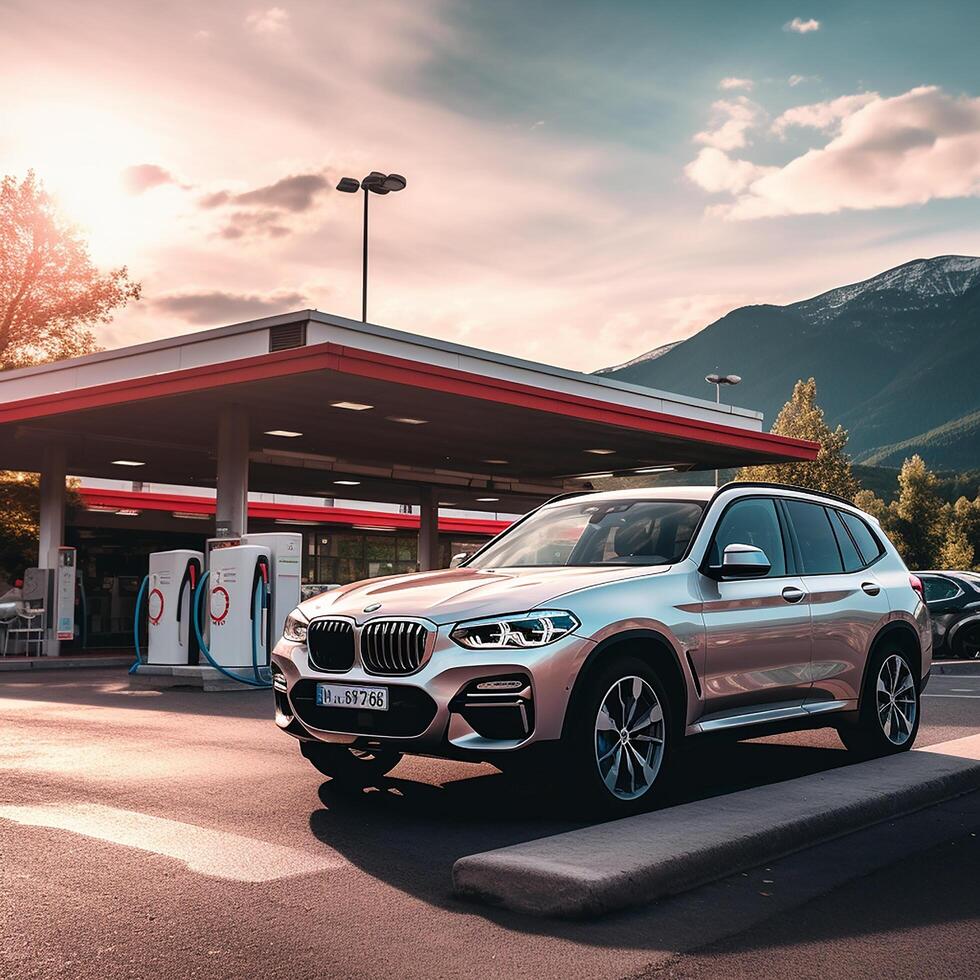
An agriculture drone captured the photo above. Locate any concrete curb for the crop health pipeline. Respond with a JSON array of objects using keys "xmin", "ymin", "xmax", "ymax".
[
  {"xmin": 452, "ymin": 734, "xmax": 980, "ymax": 918},
  {"xmin": 0, "ymin": 656, "xmax": 131, "ymax": 672},
  {"xmin": 128, "ymin": 664, "xmax": 260, "ymax": 693},
  {"xmin": 932, "ymin": 660, "xmax": 980, "ymax": 675}
]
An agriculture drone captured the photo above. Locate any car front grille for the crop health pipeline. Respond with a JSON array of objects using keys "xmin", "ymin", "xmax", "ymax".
[
  {"xmin": 307, "ymin": 619, "xmax": 355, "ymax": 672},
  {"xmin": 360, "ymin": 620, "xmax": 429, "ymax": 675}
]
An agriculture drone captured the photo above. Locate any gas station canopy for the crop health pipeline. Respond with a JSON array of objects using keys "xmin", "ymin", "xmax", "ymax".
[{"xmin": 0, "ymin": 310, "xmax": 818, "ymax": 513}]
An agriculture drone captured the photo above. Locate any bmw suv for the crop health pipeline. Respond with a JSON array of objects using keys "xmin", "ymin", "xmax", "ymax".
[{"xmin": 271, "ymin": 483, "xmax": 931, "ymax": 814}]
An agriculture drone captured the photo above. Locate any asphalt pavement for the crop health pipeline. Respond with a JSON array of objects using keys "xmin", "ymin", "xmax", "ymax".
[{"xmin": 1, "ymin": 664, "xmax": 978, "ymax": 979}]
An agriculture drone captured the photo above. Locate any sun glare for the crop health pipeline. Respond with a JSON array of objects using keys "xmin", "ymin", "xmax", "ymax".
[{"xmin": 12, "ymin": 102, "xmax": 183, "ymax": 266}]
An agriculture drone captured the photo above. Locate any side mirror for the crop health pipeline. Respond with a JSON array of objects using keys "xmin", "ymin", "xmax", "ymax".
[
  {"xmin": 719, "ymin": 543, "xmax": 771, "ymax": 578},
  {"xmin": 449, "ymin": 552, "xmax": 471, "ymax": 569}
]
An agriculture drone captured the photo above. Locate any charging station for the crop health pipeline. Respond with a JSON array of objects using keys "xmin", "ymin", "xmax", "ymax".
[
  {"xmin": 146, "ymin": 550, "xmax": 203, "ymax": 666},
  {"xmin": 242, "ymin": 532, "xmax": 301, "ymax": 642},
  {"xmin": 206, "ymin": 544, "xmax": 270, "ymax": 669},
  {"xmin": 131, "ymin": 532, "xmax": 302, "ymax": 689}
]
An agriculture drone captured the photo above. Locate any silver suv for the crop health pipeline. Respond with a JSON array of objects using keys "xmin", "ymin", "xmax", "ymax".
[{"xmin": 271, "ymin": 483, "xmax": 931, "ymax": 813}]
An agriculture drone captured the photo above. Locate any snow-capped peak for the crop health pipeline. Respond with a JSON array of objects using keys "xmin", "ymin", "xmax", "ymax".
[
  {"xmin": 595, "ymin": 341, "xmax": 681, "ymax": 375},
  {"xmin": 793, "ymin": 255, "xmax": 980, "ymax": 322}
]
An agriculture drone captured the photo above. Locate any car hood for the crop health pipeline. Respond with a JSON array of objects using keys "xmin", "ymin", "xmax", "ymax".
[{"xmin": 298, "ymin": 564, "xmax": 670, "ymax": 626}]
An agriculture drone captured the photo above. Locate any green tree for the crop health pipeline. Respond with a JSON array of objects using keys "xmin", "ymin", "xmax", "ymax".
[
  {"xmin": 0, "ymin": 472, "xmax": 40, "ymax": 583},
  {"xmin": 736, "ymin": 378, "xmax": 859, "ymax": 499},
  {"xmin": 1, "ymin": 171, "xmax": 140, "ymax": 371},
  {"xmin": 938, "ymin": 495, "xmax": 980, "ymax": 570},
  {"xmin": 887, "ymin": 455, "xmax": 947, "ymax": 569}
]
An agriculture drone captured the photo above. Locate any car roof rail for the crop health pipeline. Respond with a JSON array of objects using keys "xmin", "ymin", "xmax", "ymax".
[{"xmin": 716, "ymin": 481, "xmax": 856, "ymax": 508}]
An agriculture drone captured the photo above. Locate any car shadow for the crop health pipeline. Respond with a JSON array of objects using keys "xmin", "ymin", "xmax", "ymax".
[{"xmin": 307, "ymin": 734, "xmax": 850, "ymax": 913}]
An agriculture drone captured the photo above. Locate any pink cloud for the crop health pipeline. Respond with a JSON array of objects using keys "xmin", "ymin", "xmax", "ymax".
[
  {"xmin": 694, "ymin": 97, "xmax": 763, "ymax": 151},
  {"xmin": 785, "ymin": 17, "xmax": 821, "ymax": 34},
  {"xmin": 772, "ymin": 92, "xmax": 877, "ymax": 135},
  {"xmin": 696, "ymin": 86, "xmax": 980, "ymax": 220}
]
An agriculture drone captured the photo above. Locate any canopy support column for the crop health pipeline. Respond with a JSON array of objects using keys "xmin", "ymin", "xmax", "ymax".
[
  {"xmin": 418, "ymin": 486, "xmax": 440, "ymax": 572},
  {"xmin": 38, "ymin": 442, "xmax": 67, "ymax": 656},
  {"xmin": 216, "ymin": 406, "xmax": 249, "ymax": 538}
]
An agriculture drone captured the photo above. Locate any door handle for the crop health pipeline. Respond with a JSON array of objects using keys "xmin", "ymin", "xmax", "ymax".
[
  {"xmin": 861, "ymin": 581, "xmax": 881, "ymax": 596},
  {"xmin": 781, "ymin": 586, "xmax": 806, "ymax": 603}
]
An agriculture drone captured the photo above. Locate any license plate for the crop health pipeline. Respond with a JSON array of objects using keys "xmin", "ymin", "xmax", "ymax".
[{"xmin": 316, "ymin": 683, "xmax": 389, "ymax": 711}]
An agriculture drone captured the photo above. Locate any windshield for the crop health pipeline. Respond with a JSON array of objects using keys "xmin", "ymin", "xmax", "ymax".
[{"xmin": 467, "ymin": 498, "xmax": 705, "ymax": 569}]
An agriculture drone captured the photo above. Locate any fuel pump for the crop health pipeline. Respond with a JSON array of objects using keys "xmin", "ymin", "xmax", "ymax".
[
  {"xmin": 145, "ymin": 550, "xmax": 203, "ymax": 666},
  {"xmin": 131, "ymin": 550, "xmax": 203, "ymax": 673},
  {"xmin": 242, "ymin": 532, "xmax": 301, "ymax": 643},
  {"xmin": 193, "ymin": 544, "xmax": 272, "ymax": 687}
]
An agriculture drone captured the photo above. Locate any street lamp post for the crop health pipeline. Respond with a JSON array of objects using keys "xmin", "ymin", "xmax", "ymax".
[
  {"xmin": 336, "ymin": 171, "xmax": 407, "ymax": 322},
  {"xmin": 705, "ymin": 372, "xmax": 742, "ymax": 487}
]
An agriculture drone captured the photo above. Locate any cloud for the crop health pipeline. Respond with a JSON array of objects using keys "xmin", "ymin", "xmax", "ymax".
[
  {"xmin": 153, "ymin": 289, "xmax": 307, "ymax": 324},
  {"xmin": 719, "ymin": 77, "xmax": 753, "ymax": 91},
  {"xmin": 199, "ymin": 172, "xmax": 329, "ymax": 212},
  {"xmin": 684, "ymin": 147, "xmax": 775, "ymax": 194},
  {"xmin": 694, "ymin": 97, "xmax": 762, "ymax": 151},
  {"xmin": 121, "ymin": 164, "xmax": 180, "ymax": 194},
  {"xmin": 772, "ymin": 92, "xmax": 877, "ymax": 135},
  {"xmin": 696, "ymin": 86, "xmax": 980, "ymax": 220},
  {"xmin": 785, "ymin": 17, "xmax": 821, "ymax": 33},
  {"xmin": 245, "ymin": 7, "xmax": 289, "ymax": 34},
  {"xmin": 218, "ymin": 210, "xmax": 292, "ymax": 239}
]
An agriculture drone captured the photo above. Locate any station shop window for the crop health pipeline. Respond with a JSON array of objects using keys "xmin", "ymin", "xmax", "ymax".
[{"xmin": 304, "ymin": 530, "xmax": 420, "ymax": 585}]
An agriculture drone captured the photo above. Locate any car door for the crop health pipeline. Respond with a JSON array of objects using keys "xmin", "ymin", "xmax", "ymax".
[
  {"xmin": 698, "ymin": 496, "xmax": 813, "ymax": 721},
  {"xmin": 781, "ymin": 500, "xmax": 891, "ymax": 708},
  {"xmin": 921, "ymin": 574, "xmax": 968, "ymax": 655}
]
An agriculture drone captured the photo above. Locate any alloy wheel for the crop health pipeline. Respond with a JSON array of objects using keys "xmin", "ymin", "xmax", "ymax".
[
  {"xmin": 876, "ymin": 654, "xmax": 917, "ymax": 746},
  {"xmin": 594, "ymin": 675, "xmax": 666, "ymax": 800}
]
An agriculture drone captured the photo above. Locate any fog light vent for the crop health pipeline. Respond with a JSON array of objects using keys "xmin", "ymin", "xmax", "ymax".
[{"xmin": 475, "ymin": 679, "xmax": 524, "ymax": 691}]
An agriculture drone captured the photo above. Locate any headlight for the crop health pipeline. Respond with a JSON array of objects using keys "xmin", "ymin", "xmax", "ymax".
[
  {"xmin": 282, "ymin": 609, "xmax": 309, "ymax": 643},
  {"xmin": 450, "ymin": 610, "xmax": 579, "ymax": 649}
]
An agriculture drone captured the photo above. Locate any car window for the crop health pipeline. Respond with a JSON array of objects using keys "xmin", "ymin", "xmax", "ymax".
[
  {"xmin": 467, "ymin": 498, "xmax": 705, "ymax": 568},
  {"xmin": 840, "ymin": 512, "xmax": 883, "ymax": 566},
  {"xmin": 828, "ymin": 508, "xmax": 864, "ymax": 572},
  {"xmin": 922, "ymin": 576, "xmax": 961, "ymax": 602},
  {"xmin": 784, "ymin": 500, "xmax": 844, "ymax": 575},
  {"xmin": 708, "ymin": 498, "xmax": 786, "ymax": 577}
]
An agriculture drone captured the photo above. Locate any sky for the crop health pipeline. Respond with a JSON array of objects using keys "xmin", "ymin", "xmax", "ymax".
[{"xmin": 3, "ymin": 0, "xmax": 980, "ymax": 372}]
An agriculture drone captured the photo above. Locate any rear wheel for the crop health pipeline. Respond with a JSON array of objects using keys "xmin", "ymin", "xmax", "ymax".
[
  {"xmin": 300, "ymin": 741, "xmax": 402, "ymax": 784},
  {"xmin": 564, "ymin": 655, "xmax": 675, "ymax": 816},
  {"xmin": 838, "ymin": 645, "xmax": 920, "ymax": 757}
]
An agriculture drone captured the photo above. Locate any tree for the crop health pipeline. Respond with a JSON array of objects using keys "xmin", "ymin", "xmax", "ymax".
[
  {"xmin": 736, "ymin": 378, "xmax": 859, "ymax": 499},
  {"xmin": 0, "ymin": 472, "xmax": 41, "ymax": 584},
  {"xmin": 887, "ymin": 455, "xmax": 947, "ymax": 569},
  {"xmin": 0, "ymin": 171, "xmax": 141, "ymax": 371}
]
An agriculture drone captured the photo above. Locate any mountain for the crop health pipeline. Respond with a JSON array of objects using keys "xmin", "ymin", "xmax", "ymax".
[{"xmin": 597, "ymin": 255, "xmax": 980, "ymax": 469}]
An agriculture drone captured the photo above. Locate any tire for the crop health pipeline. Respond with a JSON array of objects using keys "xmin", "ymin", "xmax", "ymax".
[
  {"xmin": 562, "ymin": 654, "xmax": 676, "ymax": 817},
  {"xmin": 838, "ymin": 644, "xmax": 921, "ymax": 758},
  {"xmin": 300, "ymin": 741, "xmax": 402, "ymax": 784},
  {"xmin": 952, "ymin": 623, "xmax": 980, "ymax": 660}
]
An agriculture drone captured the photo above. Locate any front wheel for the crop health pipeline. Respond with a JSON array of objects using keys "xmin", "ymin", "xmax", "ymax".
[
  {"xmin": 952, "ymin": 623, "xmax": 980, "ymax": 660},
  {"xmin": 838, "ymin": 646, "xmax": 920, "ymax": 757},
  {"xmin": 564, "ymin": 655, "xmax": 675, "ymax": 816},
  {"xmin": 300, "ymin": 741, "xmax": 402, "ymax": 784}
]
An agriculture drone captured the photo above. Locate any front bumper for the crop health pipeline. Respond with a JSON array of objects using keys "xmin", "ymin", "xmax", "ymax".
[{"xmin": 271, "ymin": 625, "xmax": 595, "ymax": 757}]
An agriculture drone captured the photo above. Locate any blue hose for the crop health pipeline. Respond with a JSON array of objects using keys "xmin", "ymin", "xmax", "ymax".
[
  {"xmin": 129, "ymin": 574, "xmax": 149, "ymax": 674},
  {"xmin": 192, "ymin": 570, "xmax": 272, "ymax": 688}
]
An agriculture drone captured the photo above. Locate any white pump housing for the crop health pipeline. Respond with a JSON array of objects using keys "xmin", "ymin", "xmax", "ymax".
[
  {"xmin": 206, "ymin": 544, "xmax": 271, "ymax": 669},
  {"xmin": 242, "ymin": 532, "xmax": 302, "ymax": 644},
  {"xmin": 146, "ymin": 549, "xmax": 203, "ymax": 666}
]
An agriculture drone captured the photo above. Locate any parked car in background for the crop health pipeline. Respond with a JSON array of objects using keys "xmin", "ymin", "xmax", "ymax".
[
  {"xmin": 918, "ymin": 570, "xmax": 980, "ymax": 659},
  {"xmin": 273, "ymin": 483, "xmax": 931, "ymax": 815}
]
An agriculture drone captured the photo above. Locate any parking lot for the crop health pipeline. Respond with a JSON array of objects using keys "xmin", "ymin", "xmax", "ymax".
[{"xmin": 1, "ymin": 665, "xmax": 978, "ymax": 980}]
